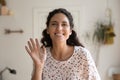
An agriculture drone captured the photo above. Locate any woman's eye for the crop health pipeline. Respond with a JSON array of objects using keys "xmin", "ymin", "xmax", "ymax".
[
  {"xmin": 62, "ymin": 24, "xmax": 68, "ymax": 27},
  {"xmin": 51, "ymin": 23, "xmax": 57, "ymax": 26}
]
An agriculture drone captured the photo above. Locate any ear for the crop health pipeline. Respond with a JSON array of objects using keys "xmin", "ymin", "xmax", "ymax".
[
  {"xmin": 46, "ymin": 29, "xmax": 49, "ymax": 34},
  {"xmin": 70, "ymin": 30, "xmax": 72, "ymax": 35}
]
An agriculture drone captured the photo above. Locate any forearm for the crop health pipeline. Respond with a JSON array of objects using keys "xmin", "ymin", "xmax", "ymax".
[{"xmin": 31, "ymin": 65, "xmax": 43, "ymax": 80}]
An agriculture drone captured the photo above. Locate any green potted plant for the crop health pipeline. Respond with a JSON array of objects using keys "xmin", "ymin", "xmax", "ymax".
[{"xmin": 93, "ymin": 22, "xmax": 115, "ymax": 45}]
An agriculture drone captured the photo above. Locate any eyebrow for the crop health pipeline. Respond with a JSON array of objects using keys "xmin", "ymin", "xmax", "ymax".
[
  {"xmin": 50, "ymin": 21, "xmax": 68, "ymax": 23},
  {"xmin": 50, "ymin": 21, "xmax": 57, "ymax": 23}
]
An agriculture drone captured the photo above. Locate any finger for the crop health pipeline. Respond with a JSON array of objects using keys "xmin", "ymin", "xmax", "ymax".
[
  {"xmin": 35, "ymin": 38, "xmax": 40, "ymax": 51},
  {"xmin": 25, "ymin": 46, "xmax": 34, "ymax": 60},
  {"xmin": 41, "ymin": 46, "xmax": 47, "ymax": 60},
  {"xmin": 25, "ymin": 46, "xmax": 31, "ymax": 54},
  {"xmin": 28, "ymin": 41, "xmax": 33, "ymax": 51},
  {"xmin": 42, "ymin": 46, "xmax": 46, "ymax": 54},
  {"xmin": 30, "ymin": 38, "xmax": 36, "ymax": 49}
]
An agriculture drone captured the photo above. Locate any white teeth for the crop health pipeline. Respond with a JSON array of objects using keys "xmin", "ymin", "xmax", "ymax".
[{"xmin": 55, "ymin": 33, "xmax": 63, "ymax": 36}]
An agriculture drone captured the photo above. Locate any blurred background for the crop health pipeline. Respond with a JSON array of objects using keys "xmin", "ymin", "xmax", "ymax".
[{"xmin": 0, "ymin": 0, "xmax": 120, "ymax": 80}]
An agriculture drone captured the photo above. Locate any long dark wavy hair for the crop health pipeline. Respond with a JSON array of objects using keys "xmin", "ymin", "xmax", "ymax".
[{"xmin": 41, "ymin": 8, "xmax": 84, "ymax": 47}]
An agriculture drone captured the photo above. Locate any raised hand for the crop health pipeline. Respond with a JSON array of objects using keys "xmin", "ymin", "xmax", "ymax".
[{"xmin": 25, "ymin": 38, "xmax": 46, "ymax": 67}]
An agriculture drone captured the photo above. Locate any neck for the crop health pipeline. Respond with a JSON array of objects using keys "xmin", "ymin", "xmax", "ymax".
[
  {"xmin": 51, "ymin": 42, "xmax": 73, "ymax": 61},
  {"xmin": 52, "ymin": 40, "xmax": 67, "ymax": 49},
  {"xmin": 52, "ymin": 42, "xmax": 67, "ymax": 54}
]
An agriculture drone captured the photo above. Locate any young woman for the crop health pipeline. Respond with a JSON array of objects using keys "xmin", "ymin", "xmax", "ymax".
[{"xmin": 25, "ymin": 8, "xmax": 101, "ymax": 80}]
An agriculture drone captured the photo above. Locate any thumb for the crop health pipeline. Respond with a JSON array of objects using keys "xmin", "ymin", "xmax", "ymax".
[{"xmin": 41, "ymin": 46, "xmax": 47, "ymax": 61}]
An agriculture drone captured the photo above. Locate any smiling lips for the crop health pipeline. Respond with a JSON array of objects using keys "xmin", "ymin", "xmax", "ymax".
[{"xmin": 55, "ymin": 33, "xmax": 64, "ymax": 37}]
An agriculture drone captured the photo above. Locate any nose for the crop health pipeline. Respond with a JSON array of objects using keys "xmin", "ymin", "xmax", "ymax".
[{"xmin": 56, "ymin": 24, "xmax": 62, "ymax": 31}]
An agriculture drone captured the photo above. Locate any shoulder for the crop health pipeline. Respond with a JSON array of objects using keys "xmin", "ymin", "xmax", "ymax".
[
  {"xmin": 75, "ymin": 46, "xmax": 101, "ymax": 80},
  {"xmin": 74, "ymin": 46, "xmax": 93, "ymax": 62},
  {"xmin": 74, "ymin": 46, "xmax": 91, "ymax": 55}
]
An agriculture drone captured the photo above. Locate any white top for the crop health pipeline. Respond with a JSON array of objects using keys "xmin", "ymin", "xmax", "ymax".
[{"xmin": 42, "ymin": 46, "xmax": 101, "ymax": 80}]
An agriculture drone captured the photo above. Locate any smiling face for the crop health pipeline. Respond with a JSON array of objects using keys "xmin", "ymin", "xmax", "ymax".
[{"xmin": 47, "ymin": 13, "xmax": 72, "ymax": 43}]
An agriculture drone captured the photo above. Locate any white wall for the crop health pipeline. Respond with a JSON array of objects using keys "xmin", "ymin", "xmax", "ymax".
[{"xmin": 0, "ymin": 0, "xmax": 120, "ymax": 80}]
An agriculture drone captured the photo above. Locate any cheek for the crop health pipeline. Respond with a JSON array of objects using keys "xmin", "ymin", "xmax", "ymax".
[
  {"xmin": 66, "ymin": 29, "xmax": 72, "ymax": 35},
  {"xmin": 47, "ymin": 28, "xmax": 54, "ymax": 34},
  {"xmin": 47, "ymin": 29, "xmax": 55, "ymax": 38},
  {"xmin": 65, "ymin": 31, "xmax": 72, "ymax": 39}
]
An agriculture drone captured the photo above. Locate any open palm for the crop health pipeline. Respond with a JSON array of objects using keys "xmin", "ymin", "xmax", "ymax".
[{"xmin": 25, "ymin": 38, "xmax": 46, "ymax": 67}]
